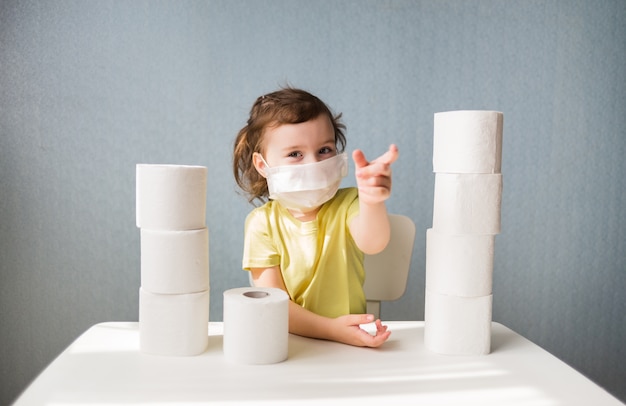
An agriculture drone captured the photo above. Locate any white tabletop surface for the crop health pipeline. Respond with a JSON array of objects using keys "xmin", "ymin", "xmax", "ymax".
[{"xmin": 14, "ymin": 321, "xmax": 623, "ymax": 405}]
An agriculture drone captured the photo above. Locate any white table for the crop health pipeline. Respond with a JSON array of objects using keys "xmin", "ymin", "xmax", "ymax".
[{"xmin": 14, "ymin": 321, "xmax": 623, "ymax": 405}]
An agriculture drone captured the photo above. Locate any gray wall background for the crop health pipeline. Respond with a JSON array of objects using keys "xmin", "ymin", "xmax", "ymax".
[{"xmin": 1, "ymin": 0, "xmax": 625, "ymax": 404}]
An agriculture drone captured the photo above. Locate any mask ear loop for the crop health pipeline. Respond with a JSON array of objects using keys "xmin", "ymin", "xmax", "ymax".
[{"xmin": 252, "ymin": 152, "xmax": 271, "ymax": 178}]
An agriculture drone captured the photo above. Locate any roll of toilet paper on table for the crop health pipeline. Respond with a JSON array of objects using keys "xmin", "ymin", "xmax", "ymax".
[
  {"xmin": 223, "ymin": 287, "xmax": 289, "ymax": 364},
  {"xmin": 432, "ymin": 173, "xmax": 502, "ymax": 235},
  {"xmin": 425, "ymin": 228, "xmax": 494, "ymax": 297},
  {"xmin": 141, "ymin": 228, "xmax": 209, "ymax": 294},
  {"xmin": 433, "ymin": 110, "xmax": 503, "ymax": 174},
  {"xmin": 424, "ymin": 289, "xmax": 492, "ymax": 355},
  {"xmin": 136, "ymin": 164, "xmax": 207, "ymax": 230},
  {"xmin": 139, "ymin": 288, "xmax": 209, "ymax": 356}
]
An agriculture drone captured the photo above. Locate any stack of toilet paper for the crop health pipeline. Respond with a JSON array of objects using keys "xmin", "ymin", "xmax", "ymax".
[
  {"xmin": 136, "ymin": 164, "xmax": 210, "ymax": 356},
  {"xmin": 424, "ymin": 110, "xmax": 503, "ymax": 355}
]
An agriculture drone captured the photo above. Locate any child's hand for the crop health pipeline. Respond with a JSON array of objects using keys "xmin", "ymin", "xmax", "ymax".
[
  {"xmin": 352, "ymin": 144, "xmax": 399, "ymax": 205},
  {"xmin": 329, "ymin": 314, "xmax": 391, "ymax": 347}
]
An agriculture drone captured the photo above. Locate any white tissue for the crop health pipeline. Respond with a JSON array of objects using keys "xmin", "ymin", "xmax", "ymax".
[
  {"xmin": 223, "ymin": 287, "xmax": 289, "ymax": 364},
  {"xmin": 139, "ymin": 288, "xmax": 209, "ymax": 356},
  {"xmin": 424, "ymin": 289, "xmax": 492, "ymax": 355},
  {"xmin": 140, "ymin": 228, "xmax": 209, "ymax": 294},
  {"xmin": 425, "ymin": 229, "xmax": 494, "ymax": 297},
  {"xmin": 432, "ymin": 173, "xmax": 502, "ymax": 235},
  {"xmin": 136, "ymin": 164, "xmax": 207, "ymax": 230},
  {"xmin": 433, "ymin": 110, "xmax": 503, "ymax": 174}
]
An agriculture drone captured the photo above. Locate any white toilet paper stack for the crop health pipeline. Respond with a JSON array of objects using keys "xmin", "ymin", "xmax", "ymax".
[
  {"xmin": 136, "ymin": 164, "xmax": 210, "ymax": 356},
  {"xmin": 424, "ymin": 110, "xmax": 503, "ymax": 355}
]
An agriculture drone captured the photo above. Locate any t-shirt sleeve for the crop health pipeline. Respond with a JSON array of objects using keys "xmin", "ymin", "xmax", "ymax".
[{"xmin": 242, "ymin": 208, "xmax": 280, "ymax": 271}]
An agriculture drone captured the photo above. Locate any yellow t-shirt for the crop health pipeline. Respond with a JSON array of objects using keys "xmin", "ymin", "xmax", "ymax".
[{"xmin": 242, "ymin": 187, "xmax": 366, "ymax": 318}]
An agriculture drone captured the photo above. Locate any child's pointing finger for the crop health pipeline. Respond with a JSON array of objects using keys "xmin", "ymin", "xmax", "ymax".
[
  {"xmin": 352, "ymin": 149, "xmax": 369, "ymax": 169},
  {"xmin": 375, "ymin": 144, "xmax": 399, "ymax": 165}
]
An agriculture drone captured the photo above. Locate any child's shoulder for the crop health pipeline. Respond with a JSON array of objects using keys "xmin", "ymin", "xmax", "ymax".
[
  {"xmin": 245, "ymin": 201, "xmax": 273, "ymax": 221},
  {"xmin": 322, "ymin": 187, "xmax": 359, "ymax": 215},
  {"xmin": 334, "ymin": 187, "xmax": 358, "ymax": 202}
]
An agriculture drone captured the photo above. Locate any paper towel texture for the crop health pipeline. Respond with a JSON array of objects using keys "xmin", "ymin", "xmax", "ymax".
[
  {"xmin": 223, "ymin": 287, "xmax": 289, "ymax": 364},
  {"xmin": 136, "ymin": 164, "xmax": 207, "ymax": 230},
  {"xmin": 140, "ymin": 228, "xmax": 209, "ymax": 294},
  {"xmin": 424, "ymin": 289, "xmax": 492, "ymax": 355},
  {"xmin": 139, "ymin": 288, "xmax": 209, "ymax": 356},
  {"xmin": 425, "ymin": 229, "xmax": 494, "ymax": 297},
  {"xmin": 433, "ymin": 110, "xmax": 503, "ymax": 174},
  {"xmin": 432, "ymin": 173, "xmax": 502, "ymax": 234}
]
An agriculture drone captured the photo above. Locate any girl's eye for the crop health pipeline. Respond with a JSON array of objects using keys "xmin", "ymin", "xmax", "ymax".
[
  {"xmin": 287, "ymin": 151, "xmax": 302, "ymax": 158},
  {"xmin": 319, "ymin": 146, "xmax": 334, "ymax": 155}
]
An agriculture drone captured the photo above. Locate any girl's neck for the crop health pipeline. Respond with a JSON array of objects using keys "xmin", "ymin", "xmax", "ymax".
[{"xmin": 288, "ymin": 206, "xmax": 321, "ymax": 222}]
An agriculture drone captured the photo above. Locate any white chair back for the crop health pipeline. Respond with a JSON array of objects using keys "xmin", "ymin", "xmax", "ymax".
[{"xmin": 363, "ymin": 214, "xmax": 416, "ymax": 319}]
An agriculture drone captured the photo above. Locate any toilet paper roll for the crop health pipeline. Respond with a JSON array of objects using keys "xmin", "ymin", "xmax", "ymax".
[
  {"xmin": 139, "ymin": 288, "xmax": 209, "ymax": 356},
  {"xmin": 433, "ymin": 110, "xmax": 503, "ymax": 174},
  {"xmin": 136, "ymin": 164, "xmax": 207, "ymax": 230},
  {"xmin": 432, "ymin": 173, "xmax": 502, "ymax": 234},
  {"xmin": 223, "ymin": 287, "xmax": 289, "ymax": 364},
  {"xmin": 141, "ymin": 228, "xmax": 209, "ymax": 294},
  {"xmin": 424, "ymin": 289, "xmax": 492, "ymax": 355},
  {"xmin": 425, "ymin": 228, "xmax": 494, "ymax": 297}
]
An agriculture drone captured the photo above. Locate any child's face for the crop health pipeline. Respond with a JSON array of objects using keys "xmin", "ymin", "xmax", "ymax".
[{"xmin": 259, "ymin": 114, "xmax": 337, "ymax": 168}]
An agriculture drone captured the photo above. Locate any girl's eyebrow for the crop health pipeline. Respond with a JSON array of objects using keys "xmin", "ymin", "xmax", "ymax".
[
  {"xmin": 318, "ymin": 137, "xmax": 337, "ymax": 148},
  {"xmin": 280, "ymin": 144, "xmax": 303, "ymax": 153},
  {"xmin": 281, "ymin": 138, "xmax": 336, "ymax": 152}
]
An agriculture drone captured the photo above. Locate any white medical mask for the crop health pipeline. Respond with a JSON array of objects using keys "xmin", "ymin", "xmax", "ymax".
[{"xmin": 260, "ymin": 153, "xmax": 348, "ymax": 212}]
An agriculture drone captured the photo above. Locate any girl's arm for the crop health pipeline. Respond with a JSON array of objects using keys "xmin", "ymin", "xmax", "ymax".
[
  {"xmin": 250, "ymin": 266, "xmax": 390, "ymax": 347},
  {"xmin": 349, "ymin": 144, "xmax": 399, "ymax": 254}
]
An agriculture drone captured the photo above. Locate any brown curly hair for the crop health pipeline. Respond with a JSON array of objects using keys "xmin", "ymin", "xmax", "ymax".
[{"xmin": 233, "ymin": 87, "xmax": 346, "ymax": 205}]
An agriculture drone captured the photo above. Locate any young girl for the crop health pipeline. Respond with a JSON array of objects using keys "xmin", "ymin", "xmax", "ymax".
[{"xmin": 233, "ymin": 87, "xmax": 398, "ymax": 347}]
